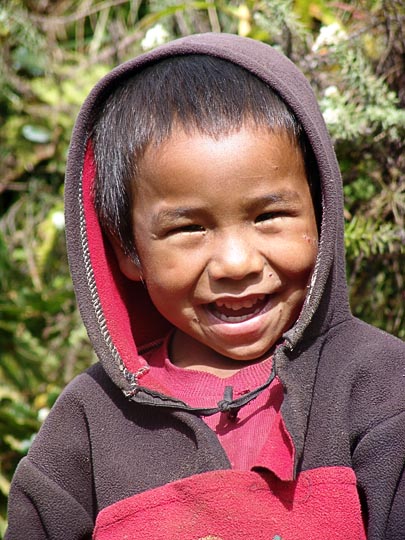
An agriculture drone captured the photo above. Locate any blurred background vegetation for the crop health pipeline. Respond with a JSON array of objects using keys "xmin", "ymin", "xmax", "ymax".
[{"xmin": 0, "ymin": 0, "xmax": 404, "ymax": 531}]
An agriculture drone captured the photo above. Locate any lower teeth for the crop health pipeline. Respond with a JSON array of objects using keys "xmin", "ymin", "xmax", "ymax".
[{"xmin": 213, "ymin": 306, "xmax": 262, "ymax": 323}]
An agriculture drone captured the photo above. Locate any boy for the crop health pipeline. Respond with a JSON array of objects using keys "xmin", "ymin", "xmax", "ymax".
[{"xmin": 6, "ymin": 33, "xmax": 404, "ymax": 539}]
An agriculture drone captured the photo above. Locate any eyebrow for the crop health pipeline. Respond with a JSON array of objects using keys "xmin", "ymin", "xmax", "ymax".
[
  {"xmin": 245, "ymin": 190, "xmax": 302, "ymax": 210},
  {"xmin": 151, "ymin": 207, "xmax": 199, "ymax": 226}
]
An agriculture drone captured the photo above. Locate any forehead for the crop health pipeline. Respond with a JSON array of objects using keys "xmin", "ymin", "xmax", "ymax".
[{"xmin": 135, "ymin": 127, "xmax": 309, "ymax": 202}]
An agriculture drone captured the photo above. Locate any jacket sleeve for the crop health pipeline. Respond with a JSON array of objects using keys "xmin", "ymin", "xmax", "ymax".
[
  {"xmin": 5, "ymin": 379, "xmax": 95, "ymax": 540},
  {"xmin": 353, "ymin": 410, "xmax": 405, "ymax": 540}
]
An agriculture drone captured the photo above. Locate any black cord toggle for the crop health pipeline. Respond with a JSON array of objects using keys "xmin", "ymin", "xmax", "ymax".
[
  {"xmin": 217, "ymin": 386, "xmax": 234, "ymax": 412},
  {"xmin": 217, "ymin": 386, "xmax": 242, "ymax": 420}
]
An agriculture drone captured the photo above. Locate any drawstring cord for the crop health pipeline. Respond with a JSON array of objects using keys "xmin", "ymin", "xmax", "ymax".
[{"xmin": 127, "ymin": 361, "xmax": 277, "ymax": 421}]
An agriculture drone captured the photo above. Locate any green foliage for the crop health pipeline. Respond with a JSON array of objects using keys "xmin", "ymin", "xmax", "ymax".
[
  {"xmin": 0, "ymin": 0, "xmax": 404, "ymax": 531},
  {"xmin": 344, "ymin": 216, "xmax": 403, "ymax": 259},
  {"xmin": 306, "ymin": 4, "xmax": 404, "ymax": 340},
  {"xmin": 0, "ymin": 186, "xmax": 95, "ymax": 532},
  {"xmin": 318, "ymin": 47, "xmax": 405, "ymax": 142}
]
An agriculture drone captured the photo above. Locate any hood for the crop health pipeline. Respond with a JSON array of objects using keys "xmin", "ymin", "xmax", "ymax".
[{"xmin": 65, "ymin": 33, "xmax": 351, "ymax": 468}]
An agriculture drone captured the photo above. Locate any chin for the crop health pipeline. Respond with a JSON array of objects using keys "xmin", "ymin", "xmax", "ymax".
[{"xmin": 218, "ymin": 344, "xmax": 275, "ymax": 363}]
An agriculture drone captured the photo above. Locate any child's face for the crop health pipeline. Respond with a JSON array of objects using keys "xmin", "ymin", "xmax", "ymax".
[{"xmin": 117, "ymin": 127, "xmax": 319, "ymax": 366}]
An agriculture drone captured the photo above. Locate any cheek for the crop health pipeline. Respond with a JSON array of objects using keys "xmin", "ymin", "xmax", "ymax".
[
  {"xmin": 303, "ymin": 231, "xmax": 319, "ymax": 249},
  {"xmin": 138, "ymin": 242, "xmax": 207, "ymax": 285},
  {"xmin": 137, "ymin": 244, "xmax": 179, "ymax": 279},
  {"xmin": 141, "ymin": 256, "xmax": 196, "ymax": 300},
  {"xmin": 271, "ymin": 239, "xmax": 318, "ymax": 282},
  {"xmin": 144, "ymin": 270, "xmax": 182, "ymax": 296}
]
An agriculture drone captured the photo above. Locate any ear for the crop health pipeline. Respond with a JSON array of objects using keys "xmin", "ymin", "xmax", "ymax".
[{"xmin": 108, "ymin": 233, "xmax": 142, "ymax": 282}]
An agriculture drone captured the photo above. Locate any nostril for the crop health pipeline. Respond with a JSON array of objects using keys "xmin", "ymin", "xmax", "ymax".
[
  {"xmin": 208, "ymin": 249, "xmax": 264, "ymax": 281},
  {"xmin": 209, "ymin": 266, "xmax": 263, "ymax": 282}
]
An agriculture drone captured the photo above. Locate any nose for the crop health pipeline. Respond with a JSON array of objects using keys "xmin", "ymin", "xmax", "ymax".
[{"xmin": 208, "ymin": 230, "xmax": 264, "ymax": 281}]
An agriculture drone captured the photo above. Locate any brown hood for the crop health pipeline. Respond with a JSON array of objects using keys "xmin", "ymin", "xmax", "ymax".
[{"xmin": 64, "ymin": 33, "xmax": 351, "ymax": 470}]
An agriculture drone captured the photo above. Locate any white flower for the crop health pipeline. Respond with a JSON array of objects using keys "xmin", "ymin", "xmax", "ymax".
[
  {"xmin": 312, "ymin": 23, "xmax": 347, "ymax": 52},
  {"xmin": 38, "ymin": 408, "xmax": 50, "ymax": 422},
  {"xmin": 324, "ymin": 85, "xmax": 339, "ymax": 98},
  {"xmin": 141, "ymin": 24, "xmax": 170, "ymax": 51},
  {"xmin": 51, "ymin": 211, "xmax": 65, "ymax": 230},
  {"xmin": 322, "ymin": 107, "xmax": 340, "ymax": 125}
]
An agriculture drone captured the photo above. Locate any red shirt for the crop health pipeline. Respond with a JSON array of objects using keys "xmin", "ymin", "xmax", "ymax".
[{"xmin": 144, "ymin": 335, "xmax": 293, "ymax": 476}]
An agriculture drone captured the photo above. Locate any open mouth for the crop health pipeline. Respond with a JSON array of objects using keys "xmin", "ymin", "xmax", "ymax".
[{"xmin": 208, "ymin": 294, "xmax": 269, "ymax": 323}]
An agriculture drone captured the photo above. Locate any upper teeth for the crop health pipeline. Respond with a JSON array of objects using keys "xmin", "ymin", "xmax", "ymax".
[{"xmin": 215, "ymin": 294, "xmax": 265, "ymax": 311}]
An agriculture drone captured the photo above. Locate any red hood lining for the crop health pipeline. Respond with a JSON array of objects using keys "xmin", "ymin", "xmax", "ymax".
[{"xmin": 82, "ymin": 143, "xmax": 171, "ymax": 373}]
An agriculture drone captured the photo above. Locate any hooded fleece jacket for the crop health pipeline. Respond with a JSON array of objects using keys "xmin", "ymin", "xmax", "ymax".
[{"xmin": 6, "ymin": 33, "xmax": 405, "ymax": 540}]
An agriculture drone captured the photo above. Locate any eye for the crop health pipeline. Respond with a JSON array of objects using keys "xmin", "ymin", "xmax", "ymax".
[
  {"xmin": 255, "ymin": 212, "xmax": 280, "ymax": 223},
  {"xmin": 170, "ymin": 224, "xmax": 205, "ymax": 234}
]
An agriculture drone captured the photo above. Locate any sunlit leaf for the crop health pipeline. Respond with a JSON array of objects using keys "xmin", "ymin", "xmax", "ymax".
[{"xmin": 21, "ymin": 125, "xmax": 52, "ymax": 144}]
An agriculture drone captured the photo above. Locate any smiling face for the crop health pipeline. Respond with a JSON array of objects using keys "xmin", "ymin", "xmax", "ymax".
[{"xmin": 115, "ymin": 127, "xmax": 319, "ymax": 373}]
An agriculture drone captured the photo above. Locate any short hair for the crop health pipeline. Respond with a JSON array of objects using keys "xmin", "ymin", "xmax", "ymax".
[{"xmin": 91, "ymin": 55, "xmax": 319, "ymax": 260}]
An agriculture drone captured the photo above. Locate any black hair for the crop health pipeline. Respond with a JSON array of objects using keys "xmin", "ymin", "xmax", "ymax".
[{"xmin": 91, "ymin": 55, "xmax": 319, "ymax": 259}]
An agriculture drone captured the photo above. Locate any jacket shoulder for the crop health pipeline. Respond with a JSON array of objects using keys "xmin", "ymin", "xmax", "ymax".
[
  {"xmin": 53, "ymin": 362, "xmax": 122, "ymax": 404},
  {"xmin": 317, "ymin": 317, "xmax": 404, "ymax": 429},
  {"xmin": 326, "ymin": 316, "xmax": 404, "ymax": 365}
]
